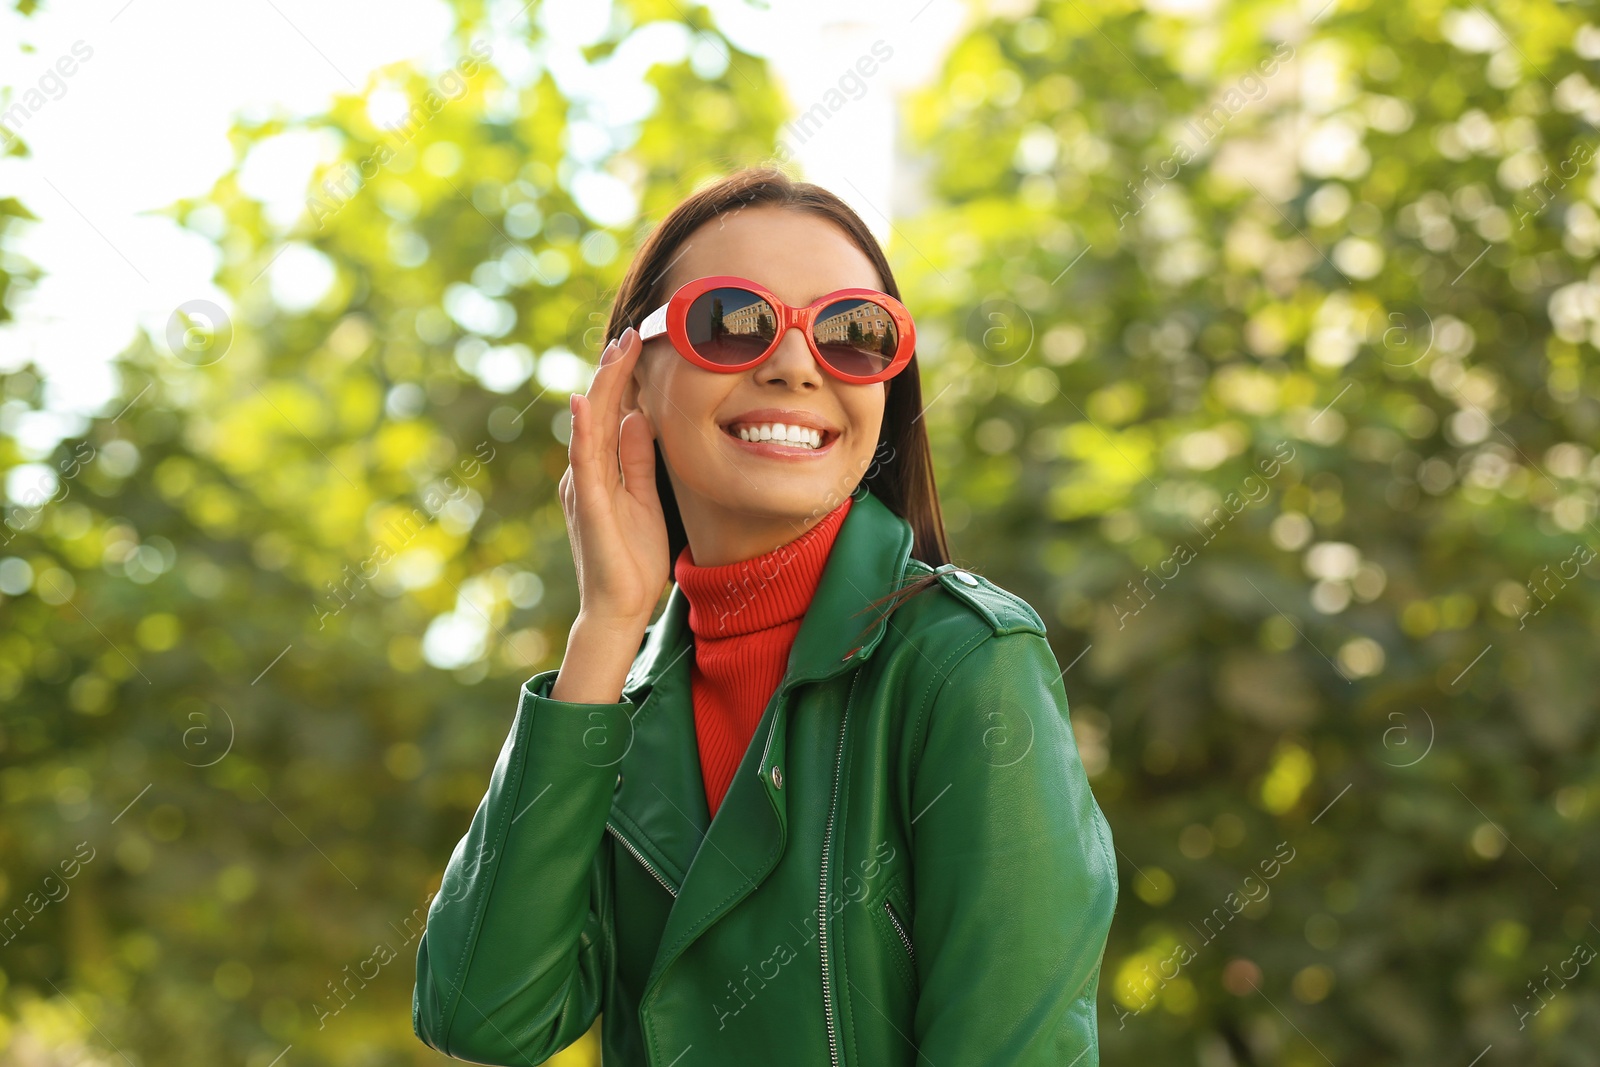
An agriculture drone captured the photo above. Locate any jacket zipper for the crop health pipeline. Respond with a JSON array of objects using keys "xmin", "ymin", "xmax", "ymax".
[
  {"xmin": 606, "ymin": 821, "xmax": 678, "ymax": 898},
  {"xmin": 819, "ymin": 670, "xmax": 859, "ymax": 1067},
  {"xmin": 883, "ymin": 899, "xmax": 915, "ymax": 970}
]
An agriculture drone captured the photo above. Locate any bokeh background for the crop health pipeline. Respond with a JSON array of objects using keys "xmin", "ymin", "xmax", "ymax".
[{"xmin": 3, "ymin": 0, "xmax": 1599, "ymax": 1063}]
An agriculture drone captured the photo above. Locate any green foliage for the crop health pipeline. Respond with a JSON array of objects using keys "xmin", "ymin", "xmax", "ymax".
[
  {"xmin": 1, "ymin": 24, "xmax": 41, "ymax": 326},
  {"xmin": 0, "ymin": 195, "xmax": 40, "ymax": 327},
  {"xmin": 0, "ymin": 3, "xmax": 782, "ymax": 1063},
  {"xmin": 900, "ymin": 1, "xmax": 1600, "ymax": 1062}
]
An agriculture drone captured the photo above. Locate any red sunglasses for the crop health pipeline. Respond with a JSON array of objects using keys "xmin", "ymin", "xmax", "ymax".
[{"xmin": 637, "ymin": 274, "xmax": 915, "ymax": 384}]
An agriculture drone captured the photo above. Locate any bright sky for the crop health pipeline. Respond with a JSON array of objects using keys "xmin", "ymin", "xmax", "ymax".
[{"xmin": 0, "ymin": 0, "xmax": 972, "ymax": 463}]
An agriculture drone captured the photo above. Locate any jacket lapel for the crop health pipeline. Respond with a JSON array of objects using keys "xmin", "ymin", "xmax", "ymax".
[
  {"xmin": 608, "ymin": 586, "xmax": 708, "ymax": 892},
  {"xmin": 610, "ymin": 486, "xmax": 919, "ymax": 1002}
]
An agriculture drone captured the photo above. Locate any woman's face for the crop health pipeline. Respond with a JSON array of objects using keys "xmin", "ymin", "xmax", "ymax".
[{"xmin": 624, "ymin": 205, "xmax": 891, "ymax": 567}]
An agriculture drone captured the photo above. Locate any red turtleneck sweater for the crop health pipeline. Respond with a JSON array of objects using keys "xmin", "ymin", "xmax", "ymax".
[{"xmin": 671, "ymin": 494, "xmax": 854, "ymax": 819}]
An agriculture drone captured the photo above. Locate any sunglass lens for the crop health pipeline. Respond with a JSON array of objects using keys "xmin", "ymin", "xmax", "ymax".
[
  {"xmin": 813, "ymin": 297, "xmax": 900, "ymax": 378},
  {"xmin": 686, "ymin": 287, "xmax": 777, "ymax": 365}
]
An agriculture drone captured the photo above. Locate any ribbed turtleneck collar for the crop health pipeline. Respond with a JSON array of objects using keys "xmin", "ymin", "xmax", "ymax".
[{"xmin": 673, "ymin": 495, "xmax": 855, "ymax": 639}]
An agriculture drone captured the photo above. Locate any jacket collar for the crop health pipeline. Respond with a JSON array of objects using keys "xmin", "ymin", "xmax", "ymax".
[
  {"xmin": 622, "ymin": 484, "xmax": 916, "ymax": 704},
  {"xmin": 608, "ymin": 485, "xmax": 918, "ymax": 1004}
]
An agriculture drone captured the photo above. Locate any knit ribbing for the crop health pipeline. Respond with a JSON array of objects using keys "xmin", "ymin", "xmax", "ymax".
[{"xmin": 672, "ymin": 494, "xmax": 855, "ymax": 818}]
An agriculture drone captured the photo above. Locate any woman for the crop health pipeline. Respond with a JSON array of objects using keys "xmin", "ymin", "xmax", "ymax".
[{"xmin": 412, "ymin": 167, "xmax": 1118, "ymax": 1066}]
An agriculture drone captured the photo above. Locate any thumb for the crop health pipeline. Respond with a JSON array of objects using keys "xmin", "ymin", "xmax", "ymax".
[{"xmin": 617, "ymin": 411, "xmax": 659, "ymax": 504}]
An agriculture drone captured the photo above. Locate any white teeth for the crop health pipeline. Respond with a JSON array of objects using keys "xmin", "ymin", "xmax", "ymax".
[{"xmin": 729, "ymin": 422, "xmax": 824, "ymax": 449}]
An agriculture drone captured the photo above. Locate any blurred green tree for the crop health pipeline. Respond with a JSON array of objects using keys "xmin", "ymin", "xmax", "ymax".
[
  {"xmin": 898, "ymin": 1, "xmax": 1598, "ymax": 1063},
  {"xmin": 1, "ymin": 0, "xmax": 44, "ymax": 326},
  {"xmin": 1, "ymin": 2, "xmax": 785, "ymax": 1063}
]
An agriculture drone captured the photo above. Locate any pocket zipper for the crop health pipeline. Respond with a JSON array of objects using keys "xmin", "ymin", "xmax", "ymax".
[
  {"xmin": 606, "ymin": 821, "xmax": 678, "ymax": 898},
  {"xmin": 884, "ymin": 898, "xmax": 915, "ymax": 969}
]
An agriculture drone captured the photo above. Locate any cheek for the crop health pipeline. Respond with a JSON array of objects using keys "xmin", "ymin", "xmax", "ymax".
[
  {"xmin": 649, "ymin": 373, "xmax": 725, "ymax": 453},
  {"xmin": 845, "ymin": 424, "xmax": 880, "ymax": 472},
  {"xmin": 844, "ymin": 391, "xmax": 886, "ymax": 446}
]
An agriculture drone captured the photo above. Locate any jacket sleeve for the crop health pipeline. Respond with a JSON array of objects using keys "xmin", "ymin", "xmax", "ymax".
[
  {"xmin": 909, "ymin": 628, "xmax": 1119, "ymax": 1065},
  {"xmin": 413, "ymin": 666, "xmax": 635, "ymax": 1065}
]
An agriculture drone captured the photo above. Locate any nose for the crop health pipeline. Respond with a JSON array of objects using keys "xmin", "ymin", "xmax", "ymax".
[{"xmin": 756, "ymin": 325, "xmax": 824, "ymax": 388}]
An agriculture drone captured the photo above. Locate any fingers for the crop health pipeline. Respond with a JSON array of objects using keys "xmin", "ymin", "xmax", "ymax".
[
  {"xmin": 586, "ymin": 328, "xmax": 641, "ymax": 467},
  {"xmin": 617, "ymin": 410, "xmax": 658, "ymax": 506},
  {"xmin": 567, "ymin": 391, "xmax": 585, "ymax": 478},
  {"xmin": 567, "ymin": 327, "xmax": 641, "ymax": 527},
  {"xmin": 572, "ymin": 329, "xmax": 640, "ymax": 489},
  {"xmin": 567, "ymin": 391, "xmax": 605, "ymax": 526}
]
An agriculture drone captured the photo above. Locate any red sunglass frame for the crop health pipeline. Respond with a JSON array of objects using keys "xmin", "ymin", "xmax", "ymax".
[{"xmin": 636, "ymin": 274, "xmax": 916, "ymax": 385}]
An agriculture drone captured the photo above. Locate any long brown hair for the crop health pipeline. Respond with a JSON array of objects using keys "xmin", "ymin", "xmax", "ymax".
[{"xmin": 602, "ymin": 166, "xmax": 952, "ymax": 623}]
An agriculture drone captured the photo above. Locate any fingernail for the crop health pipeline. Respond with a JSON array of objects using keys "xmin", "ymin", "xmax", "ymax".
[
  {"xmin": 570, "ymin": 394, "xmax": 577, "ymax": 414},
  {"xmin": 624, "ymin": 326, "xmax": 638, "ymax": 343}
]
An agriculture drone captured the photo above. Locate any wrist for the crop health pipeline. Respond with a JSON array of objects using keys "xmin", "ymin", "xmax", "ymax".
[
  {"xmin": 571, "ymin": 611, "xmax": 651, "ymax": 644},
  {"xmin": 550, "ymin": 614, "xmax": 650, "ymax": 705}
]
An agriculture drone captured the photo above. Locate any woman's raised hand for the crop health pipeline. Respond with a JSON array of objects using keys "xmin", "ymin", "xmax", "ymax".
[{"xmin": 559, "ymin": 326, "xmax": 670, "ymax": 634}]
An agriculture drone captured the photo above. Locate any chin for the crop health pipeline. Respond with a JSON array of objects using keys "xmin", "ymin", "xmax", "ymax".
[{"xmin": 713, "ymin": 479, "xmax": 845, "ymax": 518}]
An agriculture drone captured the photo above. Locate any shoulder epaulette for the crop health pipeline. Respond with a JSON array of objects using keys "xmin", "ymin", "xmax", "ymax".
[{"xmin": 906, "ymin": 559, "xmax": 1047, "ymax": 636}]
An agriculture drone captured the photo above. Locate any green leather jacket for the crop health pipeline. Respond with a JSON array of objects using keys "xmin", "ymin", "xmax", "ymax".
[{"xmin": 412, "ymin": 487, "xmax": 1118, "ymax": 1065}]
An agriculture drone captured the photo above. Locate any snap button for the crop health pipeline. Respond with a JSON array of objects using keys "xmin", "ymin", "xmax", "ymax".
[
  {"xmin": 952, "ymin": 569, "xmax": 980, "ymax": 586},
  {"xmin": 770, "ymin": 765, "xmax": 784, "ymax": 789},
  {"xmin": 615, "ymin": 773, "xmax": 623, "ymax": 790}
]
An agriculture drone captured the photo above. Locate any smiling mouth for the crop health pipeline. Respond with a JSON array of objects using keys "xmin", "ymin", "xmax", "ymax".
[
  {"xmin": 720, "ymin": 422, "xmax": 838, "ymax": 447},
  {"xmin": 720, "ymin": 424, "xmax": 840, "ymax": 450}
]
